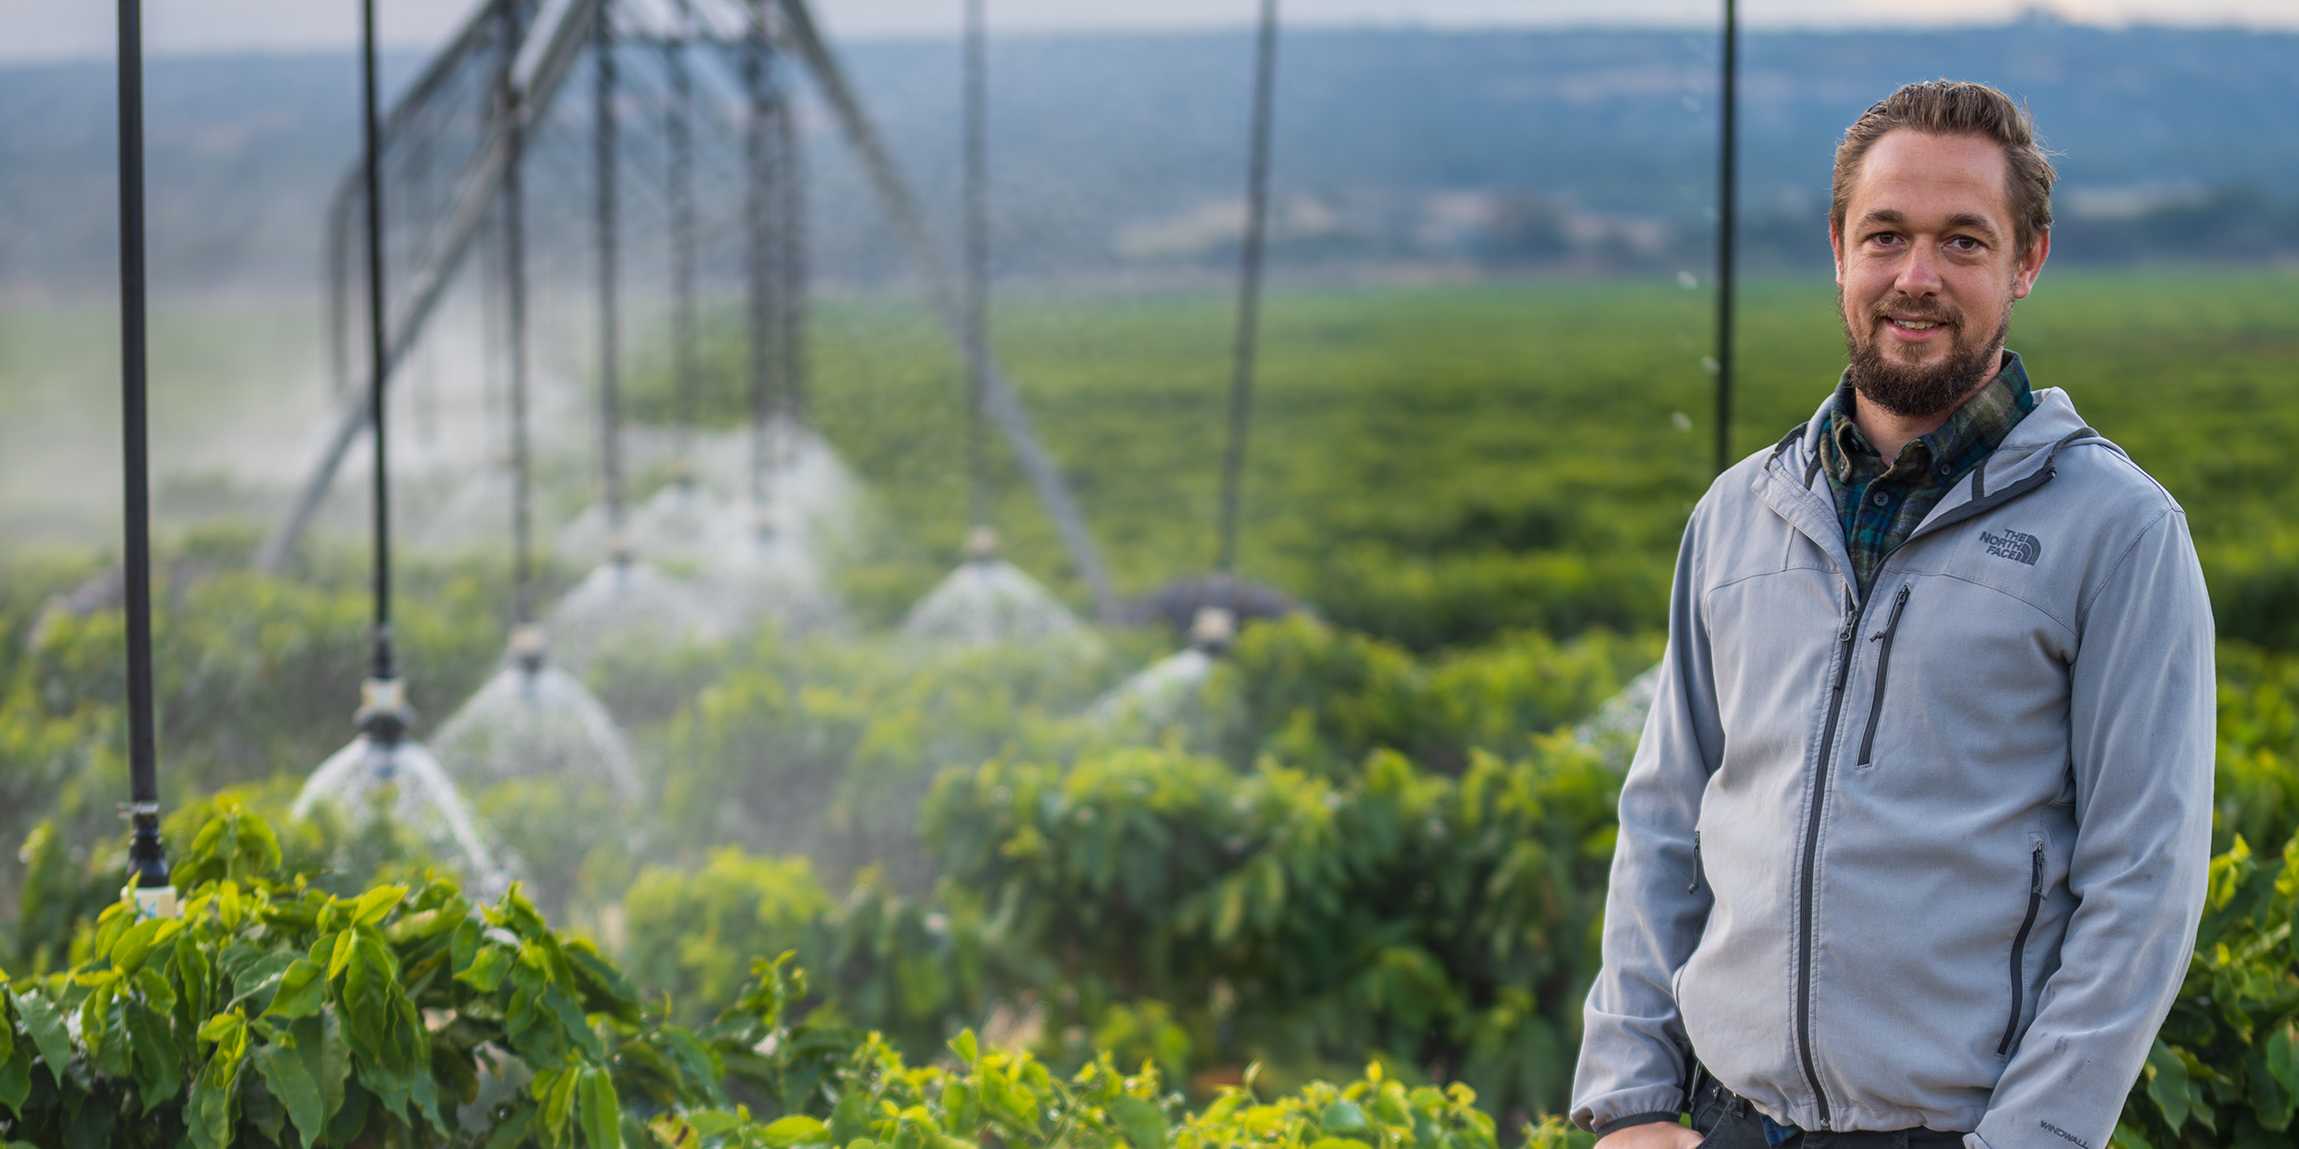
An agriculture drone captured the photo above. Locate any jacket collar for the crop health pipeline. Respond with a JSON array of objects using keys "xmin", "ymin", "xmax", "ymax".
[{"xmin": 1763, "ymin": 383, "xmax": 2095, "ymax": 603}]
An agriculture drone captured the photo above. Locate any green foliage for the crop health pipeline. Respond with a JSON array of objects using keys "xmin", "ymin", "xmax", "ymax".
[
  {"xmin": 2, "ymin": 864, "xmax": 643, "ymax": 1144},
  {"xmin": 922, "ymin": 736, "xmax": 1621, "ymax": 1123},
  {"xmin": 1, "ymin": 804, "xmax": 1518, "ymax": 1149},
  {"xmin": 2118, "ymin": 831, "xmax": 2299, "ymax": 1148},
  {"xmin": 617, "ymin": 849, "xmax": 1032, "ymax": 1060}
]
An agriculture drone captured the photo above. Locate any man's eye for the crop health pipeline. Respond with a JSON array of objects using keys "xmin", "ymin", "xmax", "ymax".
[
  {"xmin": 1947, "ymin": 236, "xmax": 1983, "ymax": 253},
  {"xmin": 1867, "ymin": 233, "xmax": 1901, "ymax": 247}
]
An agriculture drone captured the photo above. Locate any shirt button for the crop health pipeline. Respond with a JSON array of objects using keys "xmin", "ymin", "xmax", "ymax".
[{"xmin": 1871, "ymin": 490, "xmax": 1890, "ymax": 507}]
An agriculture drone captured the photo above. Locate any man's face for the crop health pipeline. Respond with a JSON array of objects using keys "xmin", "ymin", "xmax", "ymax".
[{"xmin": 1831, "ymin": 129, "xmax": 2050, "ymax": 417}]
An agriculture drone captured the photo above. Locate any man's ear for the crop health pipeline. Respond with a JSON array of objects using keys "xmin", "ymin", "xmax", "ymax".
[
  {"xmin": 2012, "ymin": 227, "xmax": 2051, "ymax": 300},
  {"xmin": 1829, "ymin": 219, "xmax": 1845, "ymax": 285}
]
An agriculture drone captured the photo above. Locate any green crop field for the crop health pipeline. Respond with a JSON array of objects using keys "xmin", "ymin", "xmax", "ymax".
[{"xmin": 2, "ymin": 269, "xmax": 2296, "ymax": 1146}]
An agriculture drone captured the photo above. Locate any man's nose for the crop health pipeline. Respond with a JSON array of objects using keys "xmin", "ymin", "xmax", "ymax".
[{"xmin": 1893, "ymin": 243, "xmax": 1944, "ymax": 296}]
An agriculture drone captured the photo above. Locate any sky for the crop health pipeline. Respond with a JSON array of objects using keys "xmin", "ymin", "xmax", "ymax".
[{"xmin": 0, "ymin": 0, "xmax": 2295, "ymax": 62}]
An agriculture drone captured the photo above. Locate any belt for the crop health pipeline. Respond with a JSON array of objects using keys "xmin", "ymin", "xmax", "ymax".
[{"xmin": 1686, "ymin": 1065, "xmax": 1967, "ymax": 1149}]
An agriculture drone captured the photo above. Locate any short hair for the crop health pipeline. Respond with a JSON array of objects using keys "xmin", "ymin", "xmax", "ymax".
[{"xmin": 1831, "ymin": 80, "xmax": 2057, "ymax": 258}]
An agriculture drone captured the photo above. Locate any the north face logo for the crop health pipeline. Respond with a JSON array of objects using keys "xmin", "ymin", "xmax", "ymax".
[{"xmin": 1981, "ymin": 528, "xmax": 2043, "ymax": 566}]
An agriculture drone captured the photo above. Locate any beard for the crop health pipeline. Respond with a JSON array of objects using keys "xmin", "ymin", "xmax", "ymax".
[{"xmin": 1839, "ymin": 286, "xmax": 2011, "ymax": 418}]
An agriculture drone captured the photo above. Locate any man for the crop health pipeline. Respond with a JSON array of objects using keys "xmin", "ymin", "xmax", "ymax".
[{"xmin": 1568, "ymin": 80, "xmax": 2214, "ymax": 1149}]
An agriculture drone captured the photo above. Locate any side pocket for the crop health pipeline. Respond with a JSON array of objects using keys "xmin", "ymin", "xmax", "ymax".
[
  {"xmin": 1855, "ymin": 583, "xmax": 1912, "ymax": 768},
  {"xmin": 1996, "ymin": 837, "xmax": 2047, "ymax": 1056}
]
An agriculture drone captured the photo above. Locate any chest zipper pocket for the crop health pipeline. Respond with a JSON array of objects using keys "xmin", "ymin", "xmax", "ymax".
[
  {"xmin": 1687, "ymin": 831, "xmax": 1704, "ymax": 894},
  {"xmin": 1855, "ymin": 583, "xmax": 1913, "ymax": 768},
  {"xmin": 1997, "ymin": 839, "xmax": 2047, "ymax": 1056}
]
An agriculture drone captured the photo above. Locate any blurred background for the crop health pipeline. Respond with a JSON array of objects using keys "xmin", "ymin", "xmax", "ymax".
[{"xmin": 1, "ymin": 0, "xmax": 2295, "ymax": 1141}]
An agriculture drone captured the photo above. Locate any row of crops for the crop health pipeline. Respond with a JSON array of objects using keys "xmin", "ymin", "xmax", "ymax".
[{"xmin": 3, "ymin": 274, "xmax": 2298, "ymax": 1146}]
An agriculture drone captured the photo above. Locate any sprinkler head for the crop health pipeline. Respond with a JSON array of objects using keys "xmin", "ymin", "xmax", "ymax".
[
  {"xmin": 965, "ymin": 526, "xmax": 1001, "ymax": 564},
  {"xmin": 355, "ymin": 676, "xmax": 415, "ymax": 746},
  {"xmin": 1189, "ymin": 606, "xmax": 1237, "ymax": 656},
  {"xmin": 508, "ymin": 624, "xmax": 550, "ymax": 674},
  {"xmin": 608, "ymin": 534, "xmax": 636, "ymax": 568},
  {"xmin": 122, "ymin": 802, "xmax": 177, "ymax": 919}
]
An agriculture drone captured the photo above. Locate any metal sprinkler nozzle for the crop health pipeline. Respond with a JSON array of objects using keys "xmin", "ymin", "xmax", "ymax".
[
  {"xmin": 122, "ymin": 800, "xmax": 177, "ymax": 919},
  {"xmin": 1189, "ymin": 605, "xmax": 1237, "ymax": 656},
  {"xmin": 965, "ymin": 525, "xmax": 1001, "ymax": 564},
  {"xmin": 508, "ymin": 624, "xmax": 550, "ymax": 674},
  {"xmin": 355, "ymin": 675, "xmax": 415, "ymax": 746}
]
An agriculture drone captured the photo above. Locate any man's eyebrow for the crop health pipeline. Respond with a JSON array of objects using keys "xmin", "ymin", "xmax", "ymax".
[
  {"xmin": 1944, "ymin": 213, "xmax": 2002, "ymax": 240},
  {"xmin": 1854, "ymin": 208, "xmax": 2002, "ymax": 240}
]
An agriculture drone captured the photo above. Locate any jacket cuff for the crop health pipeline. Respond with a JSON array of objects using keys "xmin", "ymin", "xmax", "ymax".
[{"xmin": 1590, "ymin": 1111, "xmax": 1685, "ymax": 1137}]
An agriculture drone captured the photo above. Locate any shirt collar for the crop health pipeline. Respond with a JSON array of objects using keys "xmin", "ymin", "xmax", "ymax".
[{"xmin": 1822, "ymin": 349, "xmax": 2036, "ymax": 485}]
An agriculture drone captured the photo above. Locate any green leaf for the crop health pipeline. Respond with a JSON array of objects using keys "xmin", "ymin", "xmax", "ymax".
[
  {"xmin": 577, "ymin": 1067, "xmax": 623, "ymax": 1148},
  {"xmin": 349, "ymin": 884, "xmax": 409, "ymax": 928},
  {"xmin": 126, "ymin": 1002, "xmax": 185, "ymax": 1110},
  {"xmin": 187, "ymin": 1055, "xmax": 243, "ymax": 1149},
  {"xmin": 11, "ymin": 992, "xmax": 69, "ymax": 1084},
  {"xmin": 2269, "ymin": 1021, "xmax": 2299, "ymax": 1097},
  {"xmin": 109, "ymin": 917, "xmax": 183, "ymax": 977},
  {"xmin": 2147, "ymin": 1040, "xmax": 2192, "ymax": 1133},
  {"xmin": 327, "ymin": 929, "xmax": 359, "ymax": 982},
  {"xmin": 256, "ymin": 1042, "xmax": 325, "ymax": 1149},
  {"xmin": 761, "ymin": 1115, "xmax": 831, "ymax": 1148},
  {"xmin": 0, "ymin": 1046, "xmax": 30, "ymax": 1119},
  {"xmin": 294, "ymin": 1011, "xmax": 350, "ymax": 1135},
  {"xmin": 1321, "ymin": 1100, "xmax": 1371, "ymax": 1136},
  {"xmin": 1109, "ymin": 1096, "xmax": 1167, "ymax": 1149},
  {"xmin": 533, "ymin": 1067, "xmax": 580, "ymax": 1148},
  {"xmin": 455, "ymin": 945, "xmax": 512, "ymax": 994},
  {"xmin": 950, "ymin": 1030, "xmax": 981, "ymax": 1066},
  {"xmin": 263, "ymin": 960, "xmax": 326, "ymax": 1022}
]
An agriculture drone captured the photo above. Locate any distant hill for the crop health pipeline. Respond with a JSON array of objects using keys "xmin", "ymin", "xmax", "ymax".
[{"xmin": 4, "ymin": 15, "xmax": 2296, "ymax": 300}]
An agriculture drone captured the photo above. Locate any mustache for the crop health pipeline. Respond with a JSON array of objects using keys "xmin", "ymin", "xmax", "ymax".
[{"xmin": 1872, "ymin": 297, "xmax": 1959, "ymax": 325}]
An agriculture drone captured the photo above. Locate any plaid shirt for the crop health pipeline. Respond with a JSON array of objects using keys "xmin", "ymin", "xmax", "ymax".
[{"xmin": 1817, "ymin": 350, "xmax": 2038, "ymax": 598}]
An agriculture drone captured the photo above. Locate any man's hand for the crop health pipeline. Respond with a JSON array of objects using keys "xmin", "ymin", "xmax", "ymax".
[{"xmin": 1593, "ymin": 1122, "xmax": 1703, "ymax": 1149}]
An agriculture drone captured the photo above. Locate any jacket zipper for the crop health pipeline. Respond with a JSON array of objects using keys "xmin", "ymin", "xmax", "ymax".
[
  {"xmin": 1687, "ymin": 831, "xmax": 1704, "ymax": 894},
  {"xmin": 1795, "ymin": 586, "xmax": 1866, "ymax": 1128},
  {"xmin": 1773, "ymin": 430, "xmax": 2084, "ymax": 1127},
  {"xmin": 1997, "ymin": 841, "xmax": 2047, "ymax": 1055},
  {"xmin": 1854, "ymin": 585, "xmax": 1913, "ymax": 768}
]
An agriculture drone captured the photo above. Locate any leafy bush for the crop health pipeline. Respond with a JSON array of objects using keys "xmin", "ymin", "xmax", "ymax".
[
  {"xmin": 0, "ymin": 803, "xmax": 1522, "ymax": 1149},
  {"xmin": 617, "ymin": 848, "xmax": 1034, "ymax": 1060},
  {"xmin": 2119, "ymin": 830, "xmax": 2299, "ymax": 1148},
  {"xmin": 922, "ymin": 736, "xmax": 1621, "ymax": 1125}
]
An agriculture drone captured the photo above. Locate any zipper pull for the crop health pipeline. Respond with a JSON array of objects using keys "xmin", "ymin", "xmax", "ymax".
[
  {"xmin": 1687, "ymin": 830, "xmax": 1704, "ymax": 894},
  {"xmin": 1873, "ymin": 584, "xmax": 1912, "ymax": 641},
  {"xmin": 2029, "ymin": 843, "xmax": 2045, "ymax": 896}
]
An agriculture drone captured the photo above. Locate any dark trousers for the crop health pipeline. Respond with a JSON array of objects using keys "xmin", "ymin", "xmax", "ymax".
[{"xmin": 1687, "ymin": 1069, "xmax": 1968, "ymax": 1148}]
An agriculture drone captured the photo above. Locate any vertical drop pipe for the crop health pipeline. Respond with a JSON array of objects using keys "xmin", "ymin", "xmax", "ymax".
[
  {"xmin": 595, "ymin": 2, "xmax": 627, "ymax": 555},
  {"xmin": 1714, "ymin": 0, "xmax": 1738, "ymax": 477},
  {"xmin": 962, "ymin": 0, "xmax": 990, "ymax": 536},
  {"xmin": 360, "ymin": 0, "xmax": 401, "ymax": 697},
  {"xmin": 776, "ymin": 24, "xmax": 807, "ymax": 428},
  {"xmin": 744, "ymin": 0, "xmax": 778, "ymax": 515},
  {"xmin": 1216, "ymin": 0, "xmax": 1278, "ymax": 579},
  {"xmin": 668, "ymin": 0, "xmax": 699, "ymax": 475},
  {"xmin": 117, "ymin": 0, "xmax": 174, "ymax": 916},
  {"xmin": 499, "ymin": 0, "xmax": 536, "ymax": 627}
]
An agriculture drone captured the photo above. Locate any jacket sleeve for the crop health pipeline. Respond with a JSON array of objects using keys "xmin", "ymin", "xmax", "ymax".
[
  {"xmin": 1570, "ymin": 497, "xmax": 1725, "ymax": 1134},
  {"xmin": 1968, "ymin": 508, "xmax": 2215, "ymax": 1149}
]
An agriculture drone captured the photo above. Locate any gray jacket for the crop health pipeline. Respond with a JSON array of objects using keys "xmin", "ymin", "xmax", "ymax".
[{"xmin": 1568, "ymin": 385, "xmax": 2214, "ymax": 1149}]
